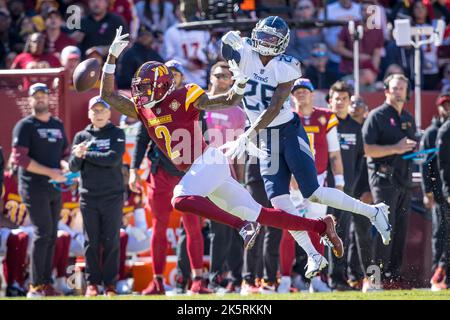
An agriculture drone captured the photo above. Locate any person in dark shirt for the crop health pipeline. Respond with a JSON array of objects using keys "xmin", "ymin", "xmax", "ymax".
[
  {"xmin": 11, "ymin": 83, "xmax": 69, "ymax": 298},
  {"xmin": 303, "ymin": 43, "xmax": 339, "ymax": 90},
  {"xmin": 117, "ymin": 25, "xmax": 163, "ymax": 89},
  {"xmin": 71, "ymin": 0, "xmax": 129, "ymax": 58},
  {"xmin": 362, "ymin": 74, "xmax": 418, "ymax": 289},
  {"xmin": 69, "ymin": 96, "xmax": 125, "ymax": 297},
  {"xmin": 433, "ymin": 94, "xmax": 450, "ymax": 290}
]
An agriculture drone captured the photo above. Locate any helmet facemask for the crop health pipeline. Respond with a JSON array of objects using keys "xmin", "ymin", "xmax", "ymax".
[{"xmin": 251, "ymin": 21, "xmax": 290, "ymax": 56}]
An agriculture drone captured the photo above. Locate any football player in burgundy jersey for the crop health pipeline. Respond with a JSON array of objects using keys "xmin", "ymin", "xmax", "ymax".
[{"xmin": 98, "ymin": 27, "xmax": 344, "ymax": 268}]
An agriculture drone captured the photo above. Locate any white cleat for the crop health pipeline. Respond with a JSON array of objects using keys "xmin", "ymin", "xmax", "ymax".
[
  {"xmin": 304, "ymin": 253, "xmax": 328, "ymax": 279},
  {"xmin": 277, "ymin": 276, "xmax": 291, "ymax": 293},
  {"xmin": 309, "ymin": 276, "xmax": 332, "ymax": 293},
  {"xmin": 371, "ymin": 203, "xmax": 392, "ymax": 245}
]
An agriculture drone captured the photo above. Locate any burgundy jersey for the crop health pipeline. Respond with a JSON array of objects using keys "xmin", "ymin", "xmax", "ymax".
[
  {"xmin": 298, "ymin": 107, "xmax": 339, "ymax": 174},
  {"xmin": 2, "ymin": 172, "xmax": 29, "ymax": 226},
  {"xmin": 60, "ymin": 189, "xmax": 81, "ymax": 230},
  {"xmin": 135, "ymin": 83, "xmax": 207, "ymax": 172}
]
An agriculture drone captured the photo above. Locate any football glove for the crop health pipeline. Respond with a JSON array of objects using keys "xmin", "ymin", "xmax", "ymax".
[
  {"xmin": 109, "ymin": 26, "xmax": 129, "ymax": 58},
  {"xmin": 221, "ymin": 31, "xmax": 243, "ymax": 50},
  {"xmin": 219, "ymin": 134, "xmax": 268, "ymax": 160}
]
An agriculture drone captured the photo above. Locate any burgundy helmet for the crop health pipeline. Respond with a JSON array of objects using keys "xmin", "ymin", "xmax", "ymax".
[{"xmin": 131, "ymin": 61, "xmax": 175, "ymax": 109}]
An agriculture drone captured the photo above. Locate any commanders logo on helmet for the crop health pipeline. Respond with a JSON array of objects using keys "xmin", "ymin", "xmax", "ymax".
[
  {"xmin": 251, "ymin": 16, "xmax": 290, "ymax": 56},
  {"xmin": 131, "ymin": 61, "xmax": 175, "ymax": 109}
]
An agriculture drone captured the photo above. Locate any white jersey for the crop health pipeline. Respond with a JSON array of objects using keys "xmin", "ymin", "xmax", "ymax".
[
  {"xmin": 237, "ymin": 38, "xmax": 302, "ymax": 127},
  {"xmin": 163, "ymin": 24, "xmax": 211, "ymax": 87}
]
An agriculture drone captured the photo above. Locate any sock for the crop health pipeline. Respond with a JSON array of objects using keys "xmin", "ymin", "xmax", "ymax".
[
  {"xmin": 182, "ymin": 213, "xmax": 204, "ymax": 270},
  {"xmin": 257, "ymin": 207, "xmax": 326, "ymax": 234},
  {"xmin": 173, "ymin": 196, "xmax": 247, "ymax": 230},
  {"xmin": 279, "ymin": 230, "xmax": 295, "ymax": 276},
  {"xmin": 308, "ymin": 231, "xmax": 325, "ymax": 255},
  {"xmin": 309, "ymin": 186, "xmax": 376, "ymax": 218},
  {"xmin": 134, "ymin": 208, "xmax": 148, "ymax": 230},
  {"xmin": 271, "ymin": 195, "xmax": 321, "ymax": 256}
]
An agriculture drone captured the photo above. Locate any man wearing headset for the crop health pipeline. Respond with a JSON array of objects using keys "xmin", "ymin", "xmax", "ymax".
[{"xmin": 362, "ymin": 73, "xmax": 418, "ymax": 290}]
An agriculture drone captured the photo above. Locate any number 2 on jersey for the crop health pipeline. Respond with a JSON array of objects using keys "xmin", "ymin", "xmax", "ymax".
[
  {"xmin": 155, "ymin": 125, "xmax": 180, "ymax": 160},
  {"xmin": 307, "ymin": 133, "xmax": 316, "ymax": 157}
]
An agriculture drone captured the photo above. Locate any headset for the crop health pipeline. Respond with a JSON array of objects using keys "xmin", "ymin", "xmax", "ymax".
[{"xmin": 383, "ymin": 73, "xmax": 411, "ymax": 102}]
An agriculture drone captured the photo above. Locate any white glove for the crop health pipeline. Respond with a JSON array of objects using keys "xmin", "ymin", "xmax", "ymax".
[
  {"xmin": 227, "ymin": 59, "xmax": 248, "ymax": 97},
  {"xmin": 219, "ymin": 134, "xmax": 268, "ymax": 160},
  {"xmin": 109, "ymin": 26, "xmax": 129, "ymax": 58},
  {"xmin": 126, "ymin": 225, "xmax": 147, "ymax": 242},
  {"xmin": 221, "ymin": 31, "xmax": 243, "ymax": 50}
]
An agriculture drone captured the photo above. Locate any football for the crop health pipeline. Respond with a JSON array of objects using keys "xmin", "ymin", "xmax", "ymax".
[{"xmin": 73, "ymin": 58, "xmax": 101, "ymax": 92}]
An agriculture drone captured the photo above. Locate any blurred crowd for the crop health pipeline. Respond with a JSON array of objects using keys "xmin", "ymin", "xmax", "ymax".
[{"xmin": 0, "ymin": 0, "xmax": 449, "ymax": 92}]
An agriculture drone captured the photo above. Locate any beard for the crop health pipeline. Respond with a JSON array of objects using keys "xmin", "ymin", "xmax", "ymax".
[{"xmin": 33, "ymin": 102, "xmax": 49, "ymax": 114}]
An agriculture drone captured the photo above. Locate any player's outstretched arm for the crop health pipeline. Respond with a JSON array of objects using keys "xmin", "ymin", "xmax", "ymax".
[
  {"xmin": 245, "ymin": 80, "xmax": 295, "ymax": 138},
  {"xmin": 100, "ymin": 26, "xmax": 137, "ymax": 118}
]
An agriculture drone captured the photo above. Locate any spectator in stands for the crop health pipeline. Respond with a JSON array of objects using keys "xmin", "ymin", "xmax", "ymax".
[
  {"xmin": 335, "ymin": 0, "xmax": 384, "ymax": 77},
  {"xmin": 0, "ymin": 10, "xmax": 25, "ymax": 64},
  {"xmin": 303, "ymin": 43, "xmax": 340, "ymax": 89},
  {"xmin": 18, "ymin": 15, "xmax": 37, "ymax": 41},
  {"xmin": 60, "ymin": 45, "xmax": 81, "ymax": 88},
  {"xmin": 44, "ymin": 8, "xmax": 76, "ymax": 56},
  {"xmin": 71, "ymin": 0, "xmax": 129, "ymax": 58},
  {"xmin": 342, "ymin": 61, "xmax": 379, "ymax": 93},
  {"xmin": 7, "ymin": 0, "xmax": 26, "ymax": 36},
  {"xmin": 319, "ymin": 0, "xmax": 362, "ymax": 78},
  {"xmin": 11, "ymin": 32, "xmax": 61, "ymax": 69},
  {"xmin": 425, "ymin": 0, "xmax": 450, "ymax": 24},
  {"xmin": 440, "ymin": 62, "xmax": 450, "ymax": 93},
  {"xmin": 117, "ymin": 25, "xmax": 163, "ymax": 89},
  {"xmin": 163, "ymin": 4, "xmax": 212, "ymax": 87},
  {"xmin": 135, "ymin": 0, "xmax": 177, "ymax": 34},
  {"xmin": 109, "ymin": 0, "xmax": 139, "ymax": 38},
  {"xmin": 286, "ymin": 0, "xmax": 324, "ymax": 67},
  {"xmin": 384, "ymin": 39, "xmax": 416, "ymax": 86},
  {"xmin": 31, "ymin": 0, "xmax": 59, "ymax": 32},
  {"xmin": 411, "ymin": 0, "xmax": 441, "ymax": 90}
]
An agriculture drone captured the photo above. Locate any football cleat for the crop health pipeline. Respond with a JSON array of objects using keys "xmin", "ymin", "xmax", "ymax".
[
  {"xmin": 240, "ymin": 281, "xmax": 261, "ymax": 295},
  {"xmin": 371, "ymin": 203, "xmax": 392, "ymax": 245},
  {"xmin": 304, "ymin": 253, "xmax": 328, "ymax": 279},
  {"xmin": 189, "ymin": 278, "xmax": 214, "ymax": 295},
  {"xmin": 320, "ymin": 215, "xmax": 344, "ymax": 258},
  {"xmin": 239, "ymin": 221, "xmax": 261, "ymax": 250},
  {"xmin": 142, "ymin": 277, "xmax": 165, "ymax": 295}
]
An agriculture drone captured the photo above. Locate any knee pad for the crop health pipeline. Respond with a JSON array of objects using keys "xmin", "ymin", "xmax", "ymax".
[{"xmin": 308, "ymin": 186, "xmax": 325, "ymax": 203}]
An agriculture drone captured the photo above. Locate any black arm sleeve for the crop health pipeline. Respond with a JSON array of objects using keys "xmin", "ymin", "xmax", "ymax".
[
  {"xmin": 84, "ymin": 129, "xmax": 126, "ymax": 168},
  {"xmin": 69, "ymin": 133, "xmax": 85, "ymax": 173},
  {"xmin": 131, "ymin": 123, "xmax": 151, "ymax": 169},
  {"xmin": 437, "ymin": 123, "xmax": 450, "ymax": 199}
]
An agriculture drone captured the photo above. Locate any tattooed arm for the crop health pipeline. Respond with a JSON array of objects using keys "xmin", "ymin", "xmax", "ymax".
[
  {"xmin": 194, "ymin": 82, "xmax": 247, "ymax": 111},
  {"xmin": 100, "ymin": 54, "xmax": 138, "ymax": 118}
]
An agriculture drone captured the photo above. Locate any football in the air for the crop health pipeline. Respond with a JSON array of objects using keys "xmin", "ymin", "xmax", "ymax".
[{"xmin": 73, "ymin": 58, "xmax": 101, "ymax": 92}]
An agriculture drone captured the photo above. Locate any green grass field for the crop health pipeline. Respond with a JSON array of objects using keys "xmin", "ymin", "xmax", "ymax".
[{"xmin": 2, "ymin": 290, "xmax": 450, "ymax": 300}]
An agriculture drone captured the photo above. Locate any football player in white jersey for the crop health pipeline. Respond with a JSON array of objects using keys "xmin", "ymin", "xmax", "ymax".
[{"xmin": 220, "ymin": 16, "xmax": 392, "ymax": 279}]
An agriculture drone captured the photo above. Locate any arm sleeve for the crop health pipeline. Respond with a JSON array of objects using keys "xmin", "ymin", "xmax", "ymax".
[
  {"xmin": 11, "ymin": 121, "xmax": 32, "ymax": 168},
  {"xmin": 84, "ymin": 129, "xmax": 126, "ymax": 168},
  {"xmin": 131, "ymin": 123, "xmax": 151, "ymax": 169},
  {"xmin": 326, "ymin": 126, "xmax": 341, "ymax": 153},
  {"xmin": 420, "ymin": 130, "xmax": 434, "ymax": 194},
  {"xmin": 437, "ymin": 125, "xmax": 450, "ymax": 199},
  {"xmin": 68, "ymin": 133, "xmax": 84, "ymax": 173}
]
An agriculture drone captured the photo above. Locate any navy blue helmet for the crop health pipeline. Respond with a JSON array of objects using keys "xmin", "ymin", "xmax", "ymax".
[{"xmin": 251, "ymin": 16, "xmax": 290, "ymax": 56}]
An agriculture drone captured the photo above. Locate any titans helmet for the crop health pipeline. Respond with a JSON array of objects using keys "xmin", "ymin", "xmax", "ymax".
[{"xmin": 251, "ymin": 16, "xmax": 290, "ymax": 56}]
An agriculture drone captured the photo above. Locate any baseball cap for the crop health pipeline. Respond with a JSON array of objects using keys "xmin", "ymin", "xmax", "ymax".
[
  {"xmin": 28, "ymin": 83, "xmax": 49, "ymax": 96},
  {"xmin": 88, "ymin": 96, "xmax": 110, "ymax": 110},
  {"xmin": 291, "ymin": 78, "xmax": 315, "ymax": 93},
  {"xmin": 436, "ymin": 93, "xmax": 450, "ymax": 106},
  {"xmin": 60, "ymin": 46, "xmax": 81, "ymax": 64},
  {"xmin": 165, "ymin": 59, "xmax": 185, "ymax": 75}
]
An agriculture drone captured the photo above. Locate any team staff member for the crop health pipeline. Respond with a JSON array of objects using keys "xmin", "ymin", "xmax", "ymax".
[
  {"xmin": 69, "ymin": 96, "xmax": 125, "ymax": 297},
  {"xmin": 436, "ymin": 94, "xmax": 450, "ymax": 290},
  {"xmin": 327, "ymin": 82, "xmax": 367, "ymax": 291},
  {"xmin": 362, "ymin": 74, "xmax": 418, "ymax": 289},
  {"xmin": 11, "ymin": 83, "xmax": 69, "ymax": 298},
  {"xmin": 420, "ymin": 93, "xmax": 450, "ymax": 291}
]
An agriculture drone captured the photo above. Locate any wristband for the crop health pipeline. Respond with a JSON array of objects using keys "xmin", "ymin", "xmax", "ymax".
[
  {"xmin": 102, "ymin": 63, "xmax": 116, "ymax": 74},
  {"xmin": 233, "ymin": 83, "xmax": 246, "ymax": 95},
  {"xmin": 334, "ymin": 174, "xmax": 345, "ymax": 187}
]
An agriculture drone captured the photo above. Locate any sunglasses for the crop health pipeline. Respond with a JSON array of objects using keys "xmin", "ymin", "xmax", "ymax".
[
  {"xmin": 297, "ymin": 5, "xmax": 312, "ymax": 10},
  {"xmin": 213, "ymin": 73, "xmax": 231, "ymax": 80}
]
